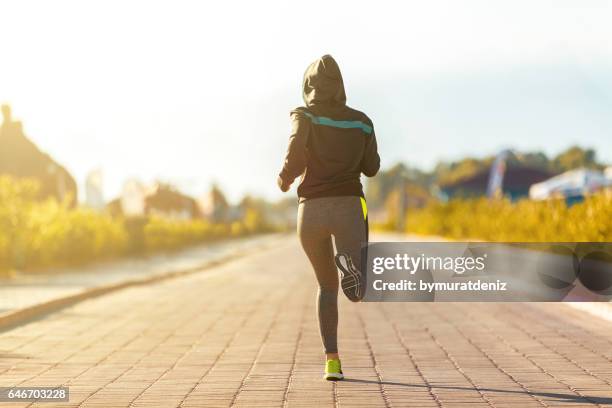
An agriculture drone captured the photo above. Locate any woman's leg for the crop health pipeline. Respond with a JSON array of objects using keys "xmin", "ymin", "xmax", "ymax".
[
  {"xmin": 298, "ymin": 201, "xmax": 340, "ymax": 357},
  {"xmin": 331, "ymin": 197, "xmax": 368, "ymax": 300}
]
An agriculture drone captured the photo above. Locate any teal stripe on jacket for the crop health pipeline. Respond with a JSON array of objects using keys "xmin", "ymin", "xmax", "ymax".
[{"xmin": 303, "ymin": 112, "xmax": 372, "ymax": 135}]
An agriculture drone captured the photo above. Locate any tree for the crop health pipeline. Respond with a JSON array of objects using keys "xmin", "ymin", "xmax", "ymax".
[{"xmin": 552, "ymin": 146, "xmax": 599, "ymax": 172}]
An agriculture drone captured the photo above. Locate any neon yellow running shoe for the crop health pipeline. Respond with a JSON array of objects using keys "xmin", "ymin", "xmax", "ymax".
[{"xmin": 324, "ymin": 359, "xmax": 344, "ymax": 381}]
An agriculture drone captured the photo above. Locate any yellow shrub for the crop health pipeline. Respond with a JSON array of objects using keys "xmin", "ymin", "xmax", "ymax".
[
  {"xmin": 0, "ymin": 176, "xmax": 264, "ymax": 273},
  {"xmin": 0, "ymin": 177, "xmax": 129, "ymax": 270},
  {"xmin": 24, "ymin": 200, "xmax": 128, "ymax": 266},
  {"xmin": 230, "ymin": 221, "xmax": 244, "ymax": 237},
  {"xmin": 0, "ymin": 176, "xmax": 267, "ymax": 271},
  {"xmin": 406, "ymin": 192, "xmax": 612, "ymax": 242},
  {"xmin": 143, "ymin": 217, "xmax": 209, "ymax": 251}
]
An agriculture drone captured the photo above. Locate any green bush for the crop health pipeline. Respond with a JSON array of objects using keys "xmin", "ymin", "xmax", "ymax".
[{"xmin": 405, "ymin": 192, "xmax": 612, "ymax": 242}]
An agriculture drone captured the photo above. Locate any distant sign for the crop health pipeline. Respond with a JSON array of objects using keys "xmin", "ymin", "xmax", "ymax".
[{"xmin": 487, "ymin": 150, "xmax": 510, "ymax": 198}]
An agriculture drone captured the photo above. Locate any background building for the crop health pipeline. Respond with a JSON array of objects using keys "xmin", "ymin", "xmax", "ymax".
[{"xmin": 0, "ymin": 104, "xmax": 77, "ymax": 205}]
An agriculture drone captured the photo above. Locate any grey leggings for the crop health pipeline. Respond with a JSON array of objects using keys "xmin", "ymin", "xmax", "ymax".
[{"xmin": 297, "ymin": 196, "xmax": 368, "ymax": 354}]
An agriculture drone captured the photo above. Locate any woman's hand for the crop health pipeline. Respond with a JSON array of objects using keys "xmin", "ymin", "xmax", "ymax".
[{"xmin": 277, "ymin": 176, "xmax": 290, "ymax": 192}]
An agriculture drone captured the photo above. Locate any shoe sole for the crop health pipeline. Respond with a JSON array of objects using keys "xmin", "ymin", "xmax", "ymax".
[
  {"xmin": 324, "ymin": 373, "xmax": 344, "ymax": 381},
  {"xmin": 335, "ymin": 253, "xmax": 363, "ymax": 302}
]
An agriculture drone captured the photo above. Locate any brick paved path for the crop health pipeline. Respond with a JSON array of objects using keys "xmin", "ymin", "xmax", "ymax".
[{"xmin": 0, "ymin": 237, "xmax": 611, "ymax": 407}]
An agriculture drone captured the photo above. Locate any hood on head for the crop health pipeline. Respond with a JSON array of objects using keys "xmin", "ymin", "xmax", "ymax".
[{"xmin": 302, "ymin": 55, "xmax": 346, "ymax": 107}]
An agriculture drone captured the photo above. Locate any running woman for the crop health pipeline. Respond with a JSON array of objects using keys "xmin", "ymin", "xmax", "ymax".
[{"xmin": 277, "ymin": 55, "xmax": 380, "ymax": 381}]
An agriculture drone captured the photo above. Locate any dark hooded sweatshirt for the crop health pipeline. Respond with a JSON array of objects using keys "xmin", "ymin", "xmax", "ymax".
[{"xmin": 278, "ymin": 55, "xmax": 380, "ymax": 201}]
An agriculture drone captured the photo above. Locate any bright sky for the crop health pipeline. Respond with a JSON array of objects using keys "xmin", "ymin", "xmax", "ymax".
[{"xmin": 2, "ymin": 0, "xmax": 612, "ymax": 202}]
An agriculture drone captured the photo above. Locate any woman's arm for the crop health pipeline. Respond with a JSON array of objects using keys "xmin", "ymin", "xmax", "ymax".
[
  {"xmin": 361, "ymin": 127, "xmax": 380, "ymax": 177},
  {"xmin": 278, "ymin": 111, "xmax": 309, "ymax": 192}
]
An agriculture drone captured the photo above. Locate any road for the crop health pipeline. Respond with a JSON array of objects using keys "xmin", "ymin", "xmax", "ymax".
[{"xmin": 0, "ymin": 236, "xmax": 611, "ymax": 407}]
